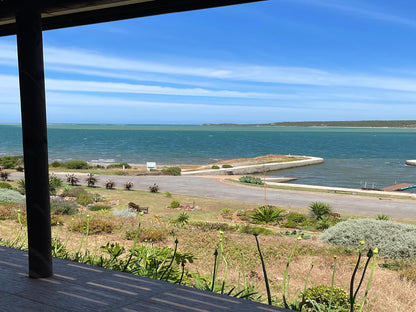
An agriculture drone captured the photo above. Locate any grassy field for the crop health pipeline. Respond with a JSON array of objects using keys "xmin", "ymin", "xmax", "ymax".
[{"xmin": 1, "ymin": 184, "xmax": 415, "ymax": 311}]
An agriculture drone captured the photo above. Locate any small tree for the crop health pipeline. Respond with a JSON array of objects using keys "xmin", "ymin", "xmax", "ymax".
[
  {"xmin": 86, "ymin": 173, "xmax": 97, "ymax": 187},
  {"xmin": 0, "ymin": 171, "xmax": 9, "ymax": 181},
  {"xmin": 105, "ymin": 180, "xmax": 115, "ymax": 189},
  {"xmin": 149, "ymin": 183, "xmax": 159, "ymax": 193},
  {"xmin": 124, "ymin": 181, "xmax": 133, "ymax": 190},
  {"xmin": 66, "ymin": 174, "xmax": 79, "ymax": 186}
]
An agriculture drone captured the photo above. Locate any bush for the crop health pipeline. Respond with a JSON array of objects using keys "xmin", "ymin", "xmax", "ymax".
[
  {"xmin": 283, "ymin": 220, "xmax": 300, "ymax": 228},
  {"xmin": 320, "ymin": 219, "xmax": 416, "ymax": 259},
  {"xmin": 309, "ymin": 202, "xmax": 332, "ymax": 220},
  {"xmin": 85, "ymin": 173, "xmax": 98, "ymax": 187},
  {"xmin": 286, "ymin": 212, "xmax": 307, "ymax": 224},
  {"xmin": 63, "ymin": 160, "xmax": 90, "ymax": 170},
  {"xmin": 211, "ymin": 165, "xmax": 220, "ymax": 169},
  {"xmin": 238, "ymin": 225, "xmax": 274, "ymax": 235},
  {"xmin": 61, "ymin": 186, "xmax": 87, "ymax": 198},
  {"xmin": 125, "ymin": 228, "xmax": 168, "ymax": 242},
  {"xmin": 162, "ymin": 167, "xmax": 181, "ymax": 176},
  {"xmin": 0, "ymin": 171, "xmax": 9, "ymax": 181},
  {"xmin": 239, "ymin": 176, "xmax": 264, "ymax": 185},
  {"xmin": 249, "ymin": 205, "xmax": 286, "ymax": 224},
  {"xmin": 0, "ymin": 204, "xmax": 20, "ymax": 220},
  {"xmin": 66, "ymin": 174, "xmax": 79, "ymax": 186},
  {"xmin": 107, "ymin": 162, "xmax": 131, "ymax": 169},
  {"xmin": 50, "ymin": 161, "xmax": 62, "ymax": 168},
  {"xmin": 50, "ymin": 199, "xmax": 77, "ymax": 215},
  {"xmin": 0, "ymin": 182, "xmax": 12, "ymax": 189},
  {"xmin": 0, "ymin": 189, "xmax": 25, "ymax": 203},
  {"xmin": 72, "ymin": 217, "xmax": 116, "ymax": 234},
  {"xmin": 89, "ymin": 205, "xmax": 111, "ymax": 212},
  {"xmin": 300, "ymin": 285, "xmax": 352, "ymax": 312},
  {"xmin": 105, "ymin": 180, "xmax": 115, "ymax": 189},
  {"xmin": 49, "ymin": 175, "xmax": 63, "ymax": 195},
  {"xmin": 169, "ymin": 200, "xmax": 180, "ymax": 208},
  {"xmin": 0, "ymin": 156, "xmax": 23, "ymax": 169},
  {"xmin": 76, "ymin": 193, "xmax": 94, "ymax": 206},
  {"xmin": 124, "ymin": 181, "xmax": 133, "ymax": 190},
  {"xmin": 222, "ymin": 164, "xmax": 233, "ymax": 168},
  {"xmin": 149, "ymin": 183, "xmax": 159, "ymax": 193}
]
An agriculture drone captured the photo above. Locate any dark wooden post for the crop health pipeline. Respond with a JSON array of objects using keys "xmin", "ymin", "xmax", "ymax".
[{"xmin": 16, "ymin": 8, "xmax": 53, "ymax": 278}]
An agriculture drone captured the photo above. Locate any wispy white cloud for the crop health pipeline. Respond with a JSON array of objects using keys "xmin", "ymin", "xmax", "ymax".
[{"xmin": 290, "ymin": 0, "xmax": 416, "ymax": 29}]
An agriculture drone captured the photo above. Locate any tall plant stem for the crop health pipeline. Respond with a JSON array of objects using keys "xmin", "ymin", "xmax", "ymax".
[
  {"xmin": 254, "ymin": 234, "xmax": 272, "ymax": 305},
  {"xmin": 350, "ymin": 241, "xmax": 365, "ymax": 312},
  {"xmin": 359, "ymin": 249, "xmax": 378, "ymax": 312},
  {"xmin": 211, "ymin": 249, "xmax": 219, "ymax": 292},
  {"xmin": 283, "ymin": 236, "xmax": 301, "ymax": 308},
  {"xmin": 329, "ymin": 255, "xmax": 337, "ymax": 310}
]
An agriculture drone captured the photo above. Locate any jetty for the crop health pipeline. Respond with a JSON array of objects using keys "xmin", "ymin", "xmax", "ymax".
[
  {"xmin": 381, "ymin": 183, "xmax": 416, "ymax": 192},
  {"xmin": 182, "ymin": 156, "xmax": 324, "ymax": 176}
]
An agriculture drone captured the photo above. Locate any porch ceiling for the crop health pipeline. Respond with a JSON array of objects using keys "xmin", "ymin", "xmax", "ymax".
[{"xmin": 0, "ymin": 0, "xmax": 263, "ymax": 36}]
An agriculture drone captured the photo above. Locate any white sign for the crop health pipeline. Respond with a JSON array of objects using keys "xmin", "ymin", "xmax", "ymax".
[{"xmin": 146, "ymin": 162, "xmax": 157, "ymax": 171}]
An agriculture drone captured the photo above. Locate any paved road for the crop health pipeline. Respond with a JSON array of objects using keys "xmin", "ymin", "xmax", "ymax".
[{"xmin": 12, "ymin": 173, "xmax": 415, "ymax": 219}]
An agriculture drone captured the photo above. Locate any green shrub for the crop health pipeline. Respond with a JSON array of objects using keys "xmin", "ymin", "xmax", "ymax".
[
  {"xmin": 162, "ymin": 167, "xmax": 181, "ymax": 176},
  {"xmin": 239, "ymin": 176, "xmax": 264, "ymax": 185},
  {"xmin": 169, "ymin": 200, "xmax": 180, "ymax": 208},
  {"xmin": 286, "ymin": 212, "xmax": 307, "ymax": 224},
  {"xmin": 63, "ymin": 160, "xmax": 90, "ymax": 169},
  {"xmin": 50, "ymin": 161, "xmax": 62, "ymax": 168},
  {"xmin": 125, "ymin": 228, "xmax": 168, "ymax": 242},
  {"xmin": 316, "ymin": 215, "xmax": 340, "ymax": 230},
  {"xmin": 0, "ymin": 182, "xmax": 12, "ymax": 189},
  {"xmin": 76, "ymin": 193, "xmax": 94, "ymax": 206},
  {"xmin": 61, "ymin": 186, "xmax": 87, "ymax": 198},
  {"xmin": 238, "ymin": 225, "xmax": 274, "ymax": 235},
  {"xmin": 320, "ymin": 219, "xmax": 416, "ymax": 259},
  {"xmin": 107, "ymin": 162, "xmax": 131, "ymax": 169},
  {"xmin": 89, "ymin": 205, "xmax": 111, "ymax": 211},
  {"xmin": 49, "ymin": 175, "xmax": 63, "ymax": 195},
  {"xmin": 249, "ymin": 205, "xmax": 286, "ymax": 224},
  {"xmin": 222, "ymin": 164, "xmax": 233, "ymax": 168},
  {"xmin": 283, "ymin": 220, "xmax": 300, "ymax": 228},
  {"xmin": 0, "ymin": 189, "xmax": 25, "ymax": 203},
  {"xmin": 172, "ymin": 212, "xmax": 190, "ymax": 225},
  {"xmin": 211, "ymin": 165, "xmax": 220, "ymax": 169},
  {"xmin": 309, "ymin": 202, "xmax": 332, "ymax": 220},
  {"xmin": 300, "ymin": 285, "xmax": 352, "ymax": 312},
  {"xmin": 50, "ymin": 199, "xmax": 77, "ymax": 215},
  {"xmin": 0, "ymin": 156, "xmax": 23, "ymax": 169},
  {"xmin": 72, "ymin": 217, "xmax": 116, "ymax": 234}
]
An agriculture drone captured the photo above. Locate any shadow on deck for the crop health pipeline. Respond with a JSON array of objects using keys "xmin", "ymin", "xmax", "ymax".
[{"xmin": 0, "ymin": 246, "xmax": 293, "ymax": 312}]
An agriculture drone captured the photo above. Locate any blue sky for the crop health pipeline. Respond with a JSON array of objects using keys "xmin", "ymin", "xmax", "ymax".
[{"xmin": 1, "ymin": 0, "xmax": 416, "ymax": 124}]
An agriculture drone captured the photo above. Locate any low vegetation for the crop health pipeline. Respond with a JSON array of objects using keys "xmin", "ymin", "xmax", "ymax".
[{"xmin": 0, "ymin": 181, "xmax": 415, "ymax": 312}]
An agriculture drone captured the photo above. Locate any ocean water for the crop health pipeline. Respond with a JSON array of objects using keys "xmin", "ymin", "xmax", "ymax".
[{"xmin": 1, "ymin": 124, "xmax": 416, "ymax": 189}]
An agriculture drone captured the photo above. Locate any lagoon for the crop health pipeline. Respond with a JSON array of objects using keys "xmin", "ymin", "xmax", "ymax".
[{"xmin": 1, "ymin": 124, "xmax": 415, "ymax": 189}]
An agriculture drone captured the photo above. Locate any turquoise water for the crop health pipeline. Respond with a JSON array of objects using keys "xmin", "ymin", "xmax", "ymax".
[{"xmin": 1, "ymin": 124, "xmax": 416, "ymax": 189}]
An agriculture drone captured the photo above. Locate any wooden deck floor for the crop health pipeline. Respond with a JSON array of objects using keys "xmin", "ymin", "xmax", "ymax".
[{"xmin": 0, "ymin": 246, "xmax": 293, "ymax": 312}]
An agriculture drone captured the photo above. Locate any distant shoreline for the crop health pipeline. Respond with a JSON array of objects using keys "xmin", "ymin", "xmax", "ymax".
[{"xmin": 202, "ymin": 120, "xmax": 416, "ymax": 128}]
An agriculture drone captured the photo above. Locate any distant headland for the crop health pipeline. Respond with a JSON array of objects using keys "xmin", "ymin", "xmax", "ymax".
[{"xmin": 202, "ymin": 120, "xmax": 416, "ymax": 128}]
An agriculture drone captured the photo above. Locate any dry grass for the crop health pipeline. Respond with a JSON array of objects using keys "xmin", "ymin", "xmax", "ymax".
[{"xmin": 0, "ymin": 188, "xmax": 415, "ymax": 311}]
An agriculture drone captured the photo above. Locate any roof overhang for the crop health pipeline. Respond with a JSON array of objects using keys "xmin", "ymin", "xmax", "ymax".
[{"xmin": 0, "ymin": 0, "xmax": 264, "ymax": 37}]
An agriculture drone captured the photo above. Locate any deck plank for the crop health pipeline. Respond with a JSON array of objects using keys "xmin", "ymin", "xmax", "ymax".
[{"xmin": 0, "ymin": 246, "xmax": 293, "ymax": 312}]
